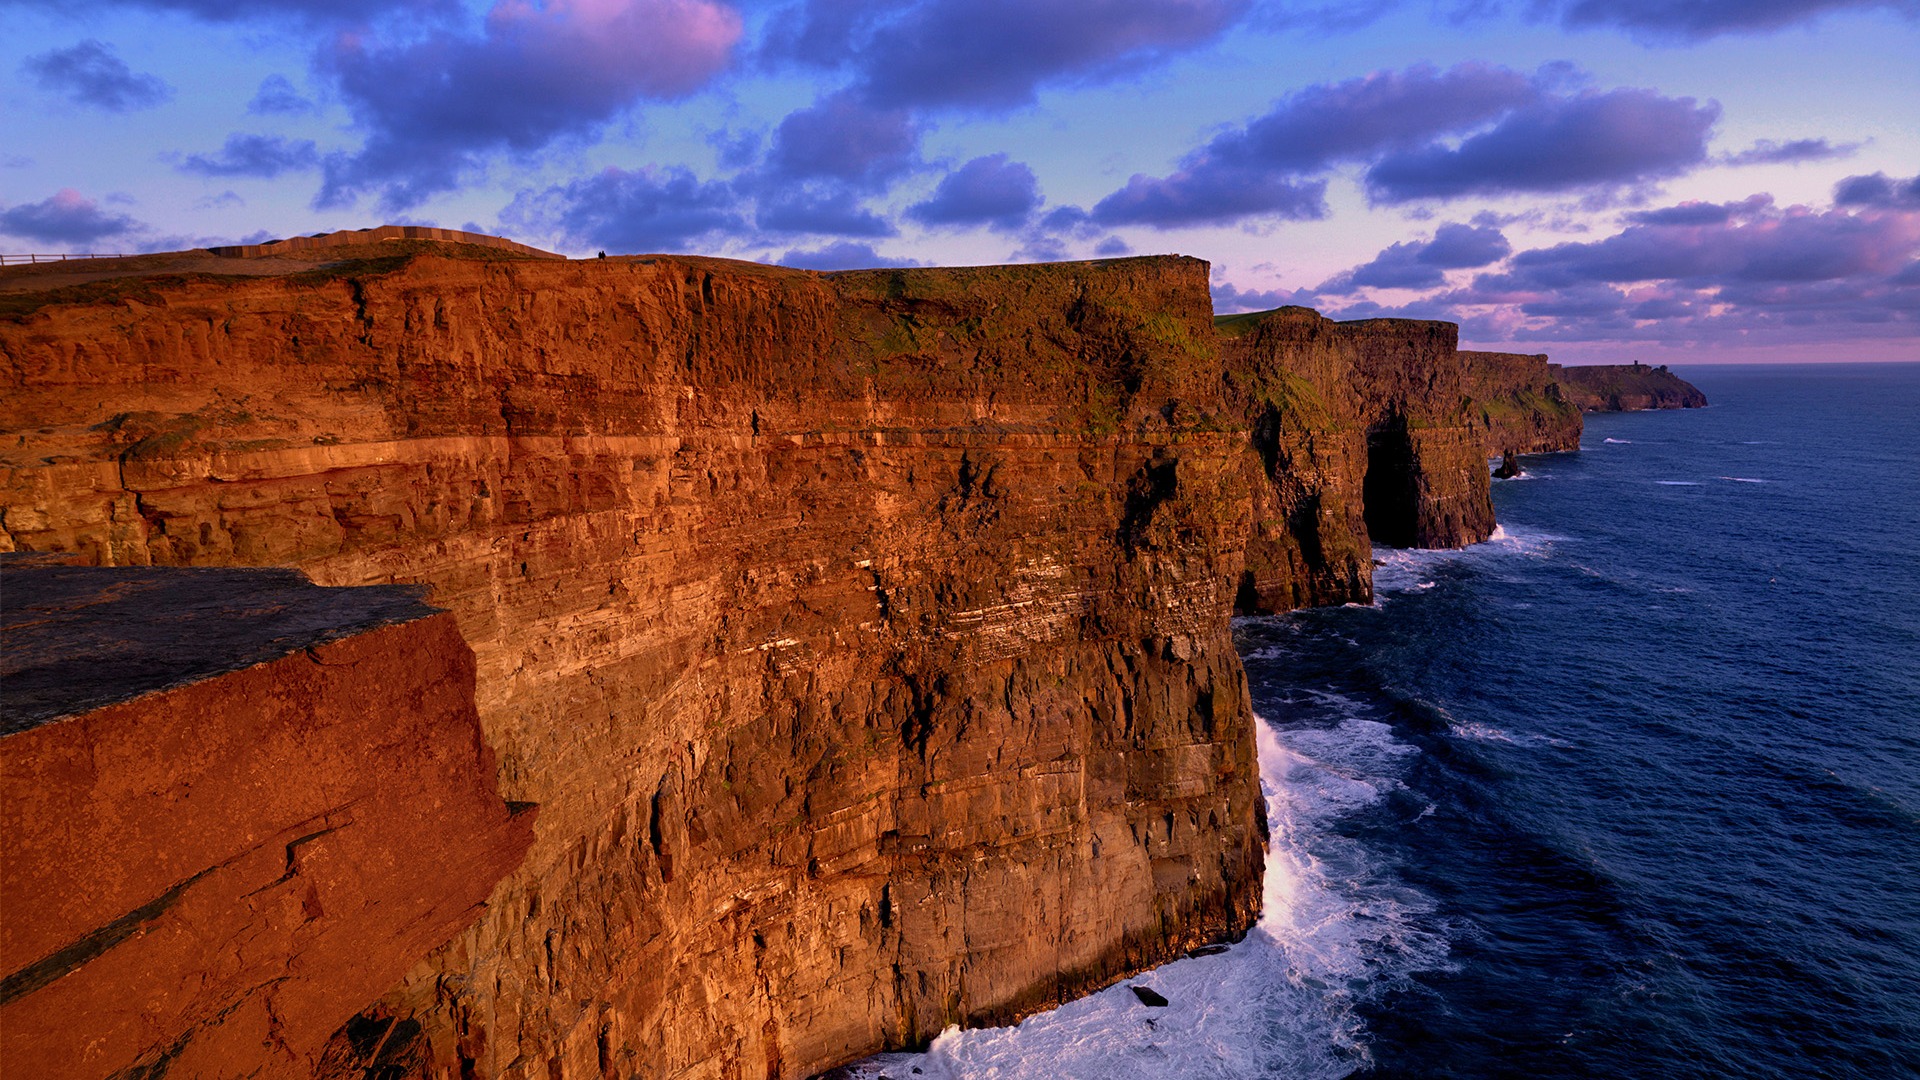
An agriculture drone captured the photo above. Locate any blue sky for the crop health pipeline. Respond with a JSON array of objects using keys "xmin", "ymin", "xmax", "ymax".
[{"xmin": 3, "ymin": 0, "xmax": 1916, "ymax": 361}]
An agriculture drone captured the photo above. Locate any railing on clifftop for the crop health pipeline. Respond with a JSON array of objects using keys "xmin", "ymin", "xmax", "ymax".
[{"xmin": 0, "ymin": 252, "xmax": 134, "ymax": 265}]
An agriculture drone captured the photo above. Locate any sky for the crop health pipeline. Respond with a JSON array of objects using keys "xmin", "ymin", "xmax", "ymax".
[{"xmin": 2, "ymin": 0, "xmax": 1917, "ymax": 362}]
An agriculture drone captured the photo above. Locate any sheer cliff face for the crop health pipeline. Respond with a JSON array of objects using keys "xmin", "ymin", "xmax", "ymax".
[
  {"xmin": 1221, "ymin": 307, "xmax": 1497, "ymax": 612},
  {"xmin": 1550, "ymin": 363, "xmax": 1708, "ymax": 412},
  {"xmin": 2, "ymin": 253, "xmax": 1266, "ymax": 1078},
  {"xmin": 1461, "ymin": 351, "xmax": 1583, "ymax": 456}
]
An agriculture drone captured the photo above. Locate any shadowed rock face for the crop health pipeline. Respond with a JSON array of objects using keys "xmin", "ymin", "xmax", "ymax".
[
  {"xmin": 1551, "ymin": 362, "xmax": 1708, "ymax": 412},
  {"xmin": 1220, "ymin": 307, "xmax": 1497, "ymax": 612},
  {"xmin": 1461, "ymin": 350, "xmax": 1584, "ymax": 457},
  {"xmin": 0, "ymin": 558, "xmax": 533, "ymax": 1080},
  {"xmin": 0, "ymin": 250, "xmax": 1528, "ymax": 1078}
]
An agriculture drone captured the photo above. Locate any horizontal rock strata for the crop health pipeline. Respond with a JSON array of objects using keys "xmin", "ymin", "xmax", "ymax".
[
  {"xmin": 1220, "ymin": 307, "xmax": 1497, "ymax": 612},
  {"xmin": 1461, "ymin": 350, "xmax": 1584, "ymax": 456},
  {"xmin": 0, "ymin": 246, "xmax": 1552, "ymax": 1078}
]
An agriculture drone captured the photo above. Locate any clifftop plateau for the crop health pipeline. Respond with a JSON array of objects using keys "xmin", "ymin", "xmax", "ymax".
[
  {"xmin": 1551, "ymin": 362, "xmax": 1709, "ymax": 412},
  {"xmin": 1, "ymin": 239, "xmax": 1575, "ymax": 1079}
]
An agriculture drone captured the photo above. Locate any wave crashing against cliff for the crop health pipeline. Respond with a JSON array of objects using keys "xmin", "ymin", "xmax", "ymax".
[{"xmin": 0, "ymin": 239, "xmax": 1629, "ymax": 1079}]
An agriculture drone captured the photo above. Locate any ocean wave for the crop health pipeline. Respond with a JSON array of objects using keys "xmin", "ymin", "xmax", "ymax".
[
  {"xmin": 1449, "ymin": 720, "xmax": 1570, "ymax": 749},
  {"xmin": 1603, "ymin": 438, "xmax": 1632, "ymax": 444},
  {"xmin": 1718, "ymin": 476, "xmax": 1770, "ymax": 484},
  {"xmin": 834, "ymin": 717, "xmax": 1449, "ymax": 1080},
  {"xmin": 1369, "ymin": 525, "xmax": 1565, "ymax": 595},
  {"xmin": 1653, "ymin": 480, "xmax": 1700, "ymax": 486}
]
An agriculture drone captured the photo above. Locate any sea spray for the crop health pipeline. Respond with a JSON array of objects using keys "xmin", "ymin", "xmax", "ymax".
[{"xmin": 837, "ymin": 710, "xmax": 1449, "ymax": 1080}]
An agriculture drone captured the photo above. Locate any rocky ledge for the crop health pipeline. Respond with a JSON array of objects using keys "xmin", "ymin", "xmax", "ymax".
[
  {"xmin": 0, "ymin": 556, "xmax": 533, "ymax": 1080},
  {"xmin": 1, "ymin": 240, "xmax": 1577, "ymax": 1078}
]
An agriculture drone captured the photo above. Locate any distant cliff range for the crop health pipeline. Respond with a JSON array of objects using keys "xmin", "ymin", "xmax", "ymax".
[{"xmin": 1552, "ymin": 362, "xmax": 1709, "ymax": 412}]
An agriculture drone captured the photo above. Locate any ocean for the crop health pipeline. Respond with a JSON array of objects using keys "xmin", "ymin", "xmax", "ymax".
[{"xmin": 840, "ymin": 362, "xmax": 1920, "ymax": 1079}]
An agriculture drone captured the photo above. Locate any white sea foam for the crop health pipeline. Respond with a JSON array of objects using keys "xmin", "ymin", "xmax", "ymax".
[
  {"xmin": 1449, "ymin": 720, "xmax": 1569, "ymax": 749},
  {"xmin": 1603, "ymin": 438, "xmax": 1632, "ymax": 444},
  {"xmin": 1718, "ymin": 476, "xmax": 1770, "ymax": 484},
  {"xmin": 836, "ymin": 716, "xmax": 1448, "ymax": 1080},
  {"xmin": 1368, "ymin": 523, "xmax": 1564, "ymax": 596},
  {"xmin": 1654, "ymin": 480, "xmax": 1700, "ymax": 486}
]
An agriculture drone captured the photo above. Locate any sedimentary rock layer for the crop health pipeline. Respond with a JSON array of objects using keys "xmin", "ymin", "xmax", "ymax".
[
  {"xmin": 1219, "ymin": 307, "xmax": 1497, "ymax": 612},
  {"xmin": 2, "ymin": 252, "xmax": 1276, "ymax": 1078},
  {"xmin": 1461, "ymin": 350, "xmax": 1584, "ymax": 455},
  {"xmin": 0, "ymin": 560, "xmax": 532, "ymax": 1080},
  {"xmin": 1551, "ymin": 362, "xmax": 1708, "ymax": 411},
  {"xmin": 0, "ymin": 246, "xmax": 1538, "ymax": 1078}
]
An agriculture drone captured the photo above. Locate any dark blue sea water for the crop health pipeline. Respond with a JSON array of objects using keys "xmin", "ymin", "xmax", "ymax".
[
  {"xmin": 1249, "ymin": 362, "xmax": 1920, "ymax": 1078},
  {"xmin": 845, "ymin": 362, "xmax": 1920, "ymax": 1080}
]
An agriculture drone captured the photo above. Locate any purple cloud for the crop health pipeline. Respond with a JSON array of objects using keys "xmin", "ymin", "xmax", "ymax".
[
  {"xmin": 1503, "ymin": 203, "xmax": 1920, "ymax": 287},
  {"xmin": 500, "ymin": 166, "xmax": 745, "ymax": 253},
  {"xmin": 1210, "ymin": 280, "xmax": 1318, "ymax": 313},
  {"xmin": 247, "ymin": 74, "xmax": 316, "ymax": 115},
  {"xmin": 763, "ymin": 92, "xmax": 919, "ymax": 188},
  {"xmin": 7, "ymin": 0, "xmax": 458, "ymax": 23},
  {"xmin": 1365, "ymin": 88, "xmax": 1718, "ymax": 203},
  {"xmin": 1625, "ymin": 195, "xmax": 1775, "ymax": 226},
  {"xmin": 179, "ymin": 134, "xmax": 321, "ymax": 178},
  {"xmin": 1199, "ymin": 62, "xmax": 1539, "ymax": 174},
  {"xmin": 765, "ymin": 0, "xmax": 1249, "ymax": 110},
  {"xmin": 0, "ymin": 189, "xmax": 144, "ymax": 246},
  {"xmin": 1092, "ymin": 171, "xmax": 1327, "ymax": 228},
  {"xmin": 22, "ymin": 40, "xmax": 171, "ymax": 112},
  {"xmin": 1833, "ymin": 171, "xmax": 1920, "ymax": 208},
  {"xmin": 754, "ymin": 187, "xmax": 895, "ymax": 236},
  {"xmin": 1545, "ymin": 0, "xmax": 1916, "ymax": 40},
  {"xmin": 776, "ymin": 240, "xmax": 921, "ymax": 270},
  {"xmin": 1093, "ymin": 64, "xmax": 1535, "ymax": 227},
  {"xmin": 317, "ymin": 0, "xmax": 743, "ymax": 210},
  {"xmin": 1324, "ymin": 222, "xmax": 1512, "ymax": 292},
  {"xmin": 1721, "ymin": 137, "xmax": 1859, "ymax": 166},
  {"xmin": 907, "ymin": 154, "xmax": 1040, "ymax": 230},
  {"xmin": 860, "ymin": 0, "xmax": 1248, "ymax": 109},
  {"xmin": 1089, "ymin": 64, "xmax": 1714, "ymax": 226}
]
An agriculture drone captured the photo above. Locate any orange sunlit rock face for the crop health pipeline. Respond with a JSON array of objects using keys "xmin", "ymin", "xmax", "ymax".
[
  {"xmin": 0, "ymin": 561, "xmax": 534, "ymax": 1080},
  {"xmin": 0, "ymin": 244, "xmax": 1551, "ymax": 1077}
]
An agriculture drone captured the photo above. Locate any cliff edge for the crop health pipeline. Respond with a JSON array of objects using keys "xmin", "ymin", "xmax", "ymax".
[
  {"xmin": 1551, "ymin": 362, "xmax": 1708, "ymax": 412},
  {"xmin": 0, "ymin": 244, "xmax": 1558, "ymax": 1078}
]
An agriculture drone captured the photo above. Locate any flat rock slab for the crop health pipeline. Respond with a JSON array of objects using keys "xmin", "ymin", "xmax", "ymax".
[{"xmin": 0, "ymin": 556, "xmax": 436, "ymax": 734}]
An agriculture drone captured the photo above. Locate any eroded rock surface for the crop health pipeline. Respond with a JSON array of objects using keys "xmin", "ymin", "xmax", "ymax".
[
  {"xmin": 0, "ymin": 559, "xmax": 532, "ymax": 1080},
  {"xmin": 1220, "ymin": 307, "xmax": 1496, "ymax": 612},
  {"xmin": 0, "ymin": 248, "xmax": 1540, "ymax": 1078},
  {"xmin": 1461, "ymin": 350, "xmax": 1584, "ymax": 456}
]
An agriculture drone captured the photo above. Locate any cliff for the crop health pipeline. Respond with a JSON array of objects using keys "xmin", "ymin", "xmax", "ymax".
[
  {"xmin": 0, "ymin": 244, "xmax": 1539, "ymax": 1078},
  {"xmin": 0, "ymin": 558, "xmax": 533, "ymax": 1080},
  {"xmin": 1550, "ymin": 362, "xmax": 1708, "ymax": 412},
  {"xmin": 1460, "ymin": 351, "xmax": 1583, "ymax": 455},
  {"xmin": 1219, "ymin": 307, "xmax": 1495, "ymax": 611}
]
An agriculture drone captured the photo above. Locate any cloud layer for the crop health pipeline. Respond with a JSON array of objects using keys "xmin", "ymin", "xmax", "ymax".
[
  {"xmin": 1089, "ymin": 63, "xmax": 1723, "ymax": 229},
  {"xmin": 318, "ymin": 0, "xmax": 742, "ymax": 209},
  {"xmin": 23, "ymin": 40, "xmax": 171, "ymax": 112}
]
